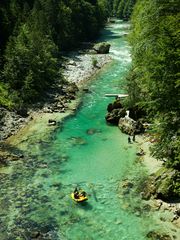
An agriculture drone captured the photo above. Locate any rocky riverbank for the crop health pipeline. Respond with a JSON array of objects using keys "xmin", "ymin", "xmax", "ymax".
[
  {"xmin": 105, "ymin": 98, "xmax": 180, "ymax": 239},
  {"xmin": 0, "ymin": 82, "xmax": 79, "ymax": 144},
  {"xmin": 63, "ymin": 50, "xmax": 111, "ymax": 85},
  {"xmin": 0, "ymin": 47, "xmax": 111, "ymax": 163},
  {"xmin": 117, "ymin": 133, "xmax": 180, "ymax": 239},
  {"xmin": 136, "ymin": 133, "xmax": 180, "ymax": 240}
]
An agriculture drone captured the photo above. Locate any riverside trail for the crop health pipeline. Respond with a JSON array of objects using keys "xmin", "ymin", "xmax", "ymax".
[{"xmin": 0, "ymin": 20, "xmax": 171, "ymax": 240}]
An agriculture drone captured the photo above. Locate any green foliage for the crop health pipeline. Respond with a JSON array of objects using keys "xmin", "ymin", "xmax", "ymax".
[
  {"xmin": 3, "ymin": 23, "xmax": 59, "ymax": 104},
  {"xmin": 127, "ymin": 0, "xmax": 180, "ymax": 169},
  {"xmin": 0, "ymin": 83, "xmax": 14, "ymax": 108},
  {"xmin": 154, "ymin": 167, "xmax": 180, "ymax": 199},
  {"xmin": 0, "ymin": 0, "xmax": 112, "ymax": 108},
  {"xmin": 113, "ymin": 0, "xmax": 136, "ymax": 19},
  {"xmin": 92, "ymin": 57, "xmax": 98, "ymax": 67}
]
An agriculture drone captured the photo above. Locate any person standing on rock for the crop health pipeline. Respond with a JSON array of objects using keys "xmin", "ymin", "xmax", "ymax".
[
  {"xmin": 128, "ymin": 136, "xmax": 131, "ymax": 144},
  {"xmin": 132, "ymin": 133, "xmax": 136, "ymax": 142}
]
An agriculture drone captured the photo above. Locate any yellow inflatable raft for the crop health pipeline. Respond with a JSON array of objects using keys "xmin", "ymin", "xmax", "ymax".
[{"xmin": 71, "ymin": 192, "xmax": 88, "ymax": 203}]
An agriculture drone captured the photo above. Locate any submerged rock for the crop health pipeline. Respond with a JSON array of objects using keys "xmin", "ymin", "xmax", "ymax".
[
  {"xmin": 122, "ymin": 180, "xmax": 134, "ymax": 189},
  {"xmin": 69, "ymin": 136, "xmax": 87, "ymax": 146},
  {"xmin": 83, "ymin": 88, "xmax": 91, "ymax": 93},
  {"xmin": 86, "ymin": 128, "xmax": 101, "ymax": 135},
  {"xmin": 51, "ymin": 182, "xmax": 62, "ymax": 189},
  {"xmin": 147, "ymin": 230, "xmax": 171, "ymax": 240},
  {"xmin": 121, "ymin": 179, "xmax": 134, "ymax": 195}
]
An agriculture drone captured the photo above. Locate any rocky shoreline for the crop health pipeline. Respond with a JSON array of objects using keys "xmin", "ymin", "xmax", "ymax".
[
  {"xmin": 116, "ymin": 134, "xmax": 180, "ymax": 239},
  {"xmin": 137, "ymin": 135, "xmax": 180, "ymax": 237},
  {"xmin": 63, "ymin": 50, "xmax": 111, "ymax": 84},
  {"xmin": 0, "ymin": 47, "xmax": 111, "ymax": 164},
  {"xmin": 0, "ymin": 51, "xmax": 111, "ymax": 142},
  {"xmin": 105, "ymin": 98, "xmax": 180, "ymax": 239}
]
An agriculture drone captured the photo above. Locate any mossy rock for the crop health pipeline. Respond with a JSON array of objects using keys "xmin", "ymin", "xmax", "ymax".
[
  {"xmin": 154, "ymin": 167, "xmax": 180, "ymax": 200},
  {"xmin": 147, "ymin": 230, "xmax": 171, "ymax": 240},
  {"xmin": 142, "ymin": 167, "xmax": 180, "ymax": 201}
]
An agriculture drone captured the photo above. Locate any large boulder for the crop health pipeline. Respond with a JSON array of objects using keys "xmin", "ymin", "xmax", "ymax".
[
  {"xmin": 118, "ymin": 117, "xmax": 145, "ymax": 135},
  {"xmin": 107, "ymin": 99, "xmax": 123, "ymax": 112},
  {"xmin": 106, "ymin": 108, "xmax": 126, "ymax": 125},
  {"xmin": 118, "ymin": 117, "xmax": 136, "ymax": 135},
  {"xmin": 93, "ymin": 42, "xmax": 111, "ymax": 54}
]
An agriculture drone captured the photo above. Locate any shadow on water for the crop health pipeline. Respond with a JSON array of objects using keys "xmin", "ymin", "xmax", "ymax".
[
  {"xmin": 77, "ymin": 201, "xmax": 93, "ymax": 211},
  {"xmin": 88, "ymin": 184, "xmax": 99, "ymax": 202},
  {"xmin": 103, "ymin": 34, "xmax": 122, "ymax": 41}
]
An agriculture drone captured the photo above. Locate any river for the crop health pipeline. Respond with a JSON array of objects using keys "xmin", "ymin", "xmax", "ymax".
[{"xmin": 1, "ymin": 21, "xmax": 162, "ymax": 240}]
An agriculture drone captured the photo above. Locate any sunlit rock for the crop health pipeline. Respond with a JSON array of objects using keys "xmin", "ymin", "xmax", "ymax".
[
  {"xmin": 118, "ymin": 117, "xmax": 145, "ymax": 135},
  {"xmin": 93, "ymin": 42, "xmax": 111, "ymax": 54}
]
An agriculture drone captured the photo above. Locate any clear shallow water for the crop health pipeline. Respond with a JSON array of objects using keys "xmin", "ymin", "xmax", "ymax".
[{"xmin": 0, "ymin": 21, "xmax": 160, "ymax": 240}]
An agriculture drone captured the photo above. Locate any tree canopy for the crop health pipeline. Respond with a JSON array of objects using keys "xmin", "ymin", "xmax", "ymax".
[
  {"xmin": 113, "ymin": 0, "xmax": 136, "ymax": 20},
  {"xmin": 127, "ymin": 0, "xmax": 180, "ymax": 170},
  {"xmin": 0, "ymin": 0, "xmax": 110, "ymax": 108}
]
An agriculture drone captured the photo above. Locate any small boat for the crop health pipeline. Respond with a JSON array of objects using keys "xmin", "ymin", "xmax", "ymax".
[{"xmin": 71, "ymin": 192, "xmax": 88, "ymax": 203}]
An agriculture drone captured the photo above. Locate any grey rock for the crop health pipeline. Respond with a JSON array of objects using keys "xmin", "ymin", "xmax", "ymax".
[
  {"xmin": 93, "ymin": 42, "xmax": 111, "ymax": 54},
  {"xmin": 106, "ymin": 108, "xmax": 126, "ymax": 125}
]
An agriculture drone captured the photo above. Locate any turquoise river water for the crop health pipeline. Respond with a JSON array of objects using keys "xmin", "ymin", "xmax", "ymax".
[{"xmin": 0, "ymin": 21, "xmax": 167, "ymax": 240}]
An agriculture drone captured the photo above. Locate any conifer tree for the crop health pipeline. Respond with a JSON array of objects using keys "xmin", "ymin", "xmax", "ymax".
[{"xmin": 127, "ymin": 0, "xmax": 180, "ymax": 169}]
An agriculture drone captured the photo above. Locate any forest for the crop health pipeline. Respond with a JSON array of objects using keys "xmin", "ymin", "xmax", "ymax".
[
  {"xmin": 0, "ymin": 0, "xmax": 111, "ymax": 108},
  {"xmin": 127, "ymin": 0, "xmax": 180, "ymax": 197},
  {"xmin": 112, "ymin": 0, "xmax": 136, "ymax": 20}
]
